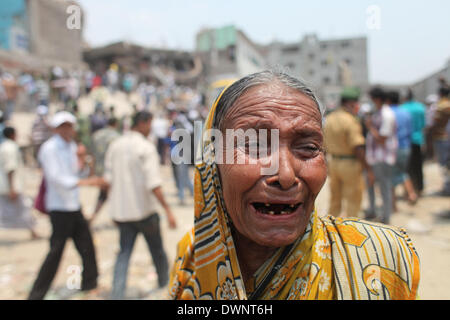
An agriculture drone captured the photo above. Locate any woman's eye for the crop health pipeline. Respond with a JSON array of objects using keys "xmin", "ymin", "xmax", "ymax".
[{"xmin": 295, "ymin": 144, "xmax": 320, "ymax": 157}]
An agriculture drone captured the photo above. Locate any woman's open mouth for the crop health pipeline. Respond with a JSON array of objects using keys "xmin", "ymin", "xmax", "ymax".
[{"xmin": 251, "ymin": 202, "xmax": 302, "ymax": 216}]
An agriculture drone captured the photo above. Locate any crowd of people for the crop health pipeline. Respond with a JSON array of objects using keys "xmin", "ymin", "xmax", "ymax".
[
  {"xmin": 324, "ymin": 79, "xmax": 450, "ymax": 226},
  {"xmin": 0, "ymin": 65, "xmax": 448, "ymax": 300},
  {"xmin": 0, "ymin": 63, "xmax": 208, "ymax": 299},
  {"xmin": 0, "ymin": 63, "xmax": 199, "ymax": 118},
  {"xmin": 0, "ymin": 67, "xmax": 84, "ymax": 120},
  {"xmin": 169, "ymin": 70, "xmax": 421, "ymax": 300}
]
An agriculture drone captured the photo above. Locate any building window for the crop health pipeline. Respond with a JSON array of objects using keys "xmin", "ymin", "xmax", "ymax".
[
  {"xmin": 228, "ymin": 45, "xmax": 236, "ymax": 62},
  {"xmin": 321, "ymin": 60, "xmax": 328, "ymax": 67},
  {"xmin": 341, "ymin": 41, "xmax": 351, "ymax": 48},
  {"xmin": 282, "ymin": 45, "xmax": 300, "ymax": 54},
  {"xmin": 308, "ymin": 53, "xmax": 315, "ymax": 60},
  {"xmin": 323, "ymin": 76, "xmax": 331, "ymax": 85},
  {"xmin": 251, "ymin": 56, "xmax": 260, "ymax": 67},
  {"xmin": 344, "ymin": 58, "xmax": 352, "ymax": 65},
  {"xmin": 320, "ymin": 43, "xmax": 327, "ymax": 50},
  {"xmin": 309, "ymin": 70, "xmax": 315, "ymax": 76},
  {"xmin": 286, "ymin": 62, "xmax": 296, "ymax": 70}
]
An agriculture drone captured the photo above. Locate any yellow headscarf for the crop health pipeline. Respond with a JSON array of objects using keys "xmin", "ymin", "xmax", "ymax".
[{"xmin": 168, "ymin": 82, "xmax": 420, "ymax": 300}]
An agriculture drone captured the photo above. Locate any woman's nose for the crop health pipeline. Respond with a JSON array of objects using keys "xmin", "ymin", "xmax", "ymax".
[{"xmin": 266, "ymin": 147, "xmax": 299, "ymax": 190}]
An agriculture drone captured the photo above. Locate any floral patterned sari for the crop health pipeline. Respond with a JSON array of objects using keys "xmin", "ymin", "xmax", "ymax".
[{"xmin": 168, "ymin": 85, "xmax": 420, "ymax": 300}]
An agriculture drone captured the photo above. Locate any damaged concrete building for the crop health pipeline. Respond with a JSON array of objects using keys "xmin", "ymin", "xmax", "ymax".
[
  {"xmin": 83, "ymin": 41, "xmax": 203, "ymax": 87},
  {"xmin": 0, "ymin": 0, "xmax": 85, "ymax": 72},
  {"xmin": 196, "ymin": 25, "xmax": 267, "ymax": 82},
  {"xmin": 263, "ymin": 34, "xmax": 370, "ymax": 108},
  {"xmin": 195, "ymin": 25, "xmax": 369, "ymax": 109}
]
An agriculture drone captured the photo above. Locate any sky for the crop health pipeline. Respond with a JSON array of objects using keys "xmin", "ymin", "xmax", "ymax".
[{"xmin": 77, "ymin": 0, "xmax": 450, "ymax": 85}]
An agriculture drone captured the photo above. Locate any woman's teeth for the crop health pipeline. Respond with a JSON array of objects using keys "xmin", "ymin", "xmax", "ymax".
[{"xmin": 253, "ymin": 202, "xmax": 301, "ymax": 215}]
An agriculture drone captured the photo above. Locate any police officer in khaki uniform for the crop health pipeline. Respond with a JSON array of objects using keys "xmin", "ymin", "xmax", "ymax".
[{"xmin": 324, "ymin": 88, "xmax": 374, "ymax": 218}]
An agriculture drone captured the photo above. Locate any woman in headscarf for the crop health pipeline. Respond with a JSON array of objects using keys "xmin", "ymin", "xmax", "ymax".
[{"xmin": 169, "ymin": 70, "xmax": 420, "ymax": 300}]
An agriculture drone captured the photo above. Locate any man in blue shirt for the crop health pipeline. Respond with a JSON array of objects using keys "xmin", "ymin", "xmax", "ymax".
[
  {"xmin": 387, "ymin": 91, "xmax": 417, "ymax": 210},
  {"xmin": 401, "ymin": 90, "xmax": 426, "ymax": 195}
]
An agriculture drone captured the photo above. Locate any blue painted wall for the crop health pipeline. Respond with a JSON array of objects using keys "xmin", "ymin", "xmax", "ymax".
[{"xmin": 0, "ymin": 0, "xmax": 27, "ymax": 50}]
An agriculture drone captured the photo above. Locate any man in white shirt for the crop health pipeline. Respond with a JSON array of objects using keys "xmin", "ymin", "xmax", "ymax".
[
  {"xmin": 365, "ymin": 87, "xmax": 398, "ymax": 224},
  {"xmin": 151, "ymin": 114, "xmax": 170, "ymax": 164},
  {"xmin": 0, "ymin": 127, "xmax": 39, "ymax": 238},
  {"xmin": 104, "ymin": 111, "xmax": 177, "ymax": 299},
  {"xmin": 29, "ymin": 112, "xmax": 105, "ymax": 300}
]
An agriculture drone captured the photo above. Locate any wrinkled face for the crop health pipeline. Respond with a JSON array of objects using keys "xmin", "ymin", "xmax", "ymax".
[{"xmin": 217, "ymin": 82, "xmax": 327, "ymax": 248}]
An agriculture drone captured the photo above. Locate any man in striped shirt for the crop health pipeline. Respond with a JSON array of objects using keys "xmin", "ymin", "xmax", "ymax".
[{"xmin": 365, "ymin": 87, "xmax": 398, "ymax": 224}]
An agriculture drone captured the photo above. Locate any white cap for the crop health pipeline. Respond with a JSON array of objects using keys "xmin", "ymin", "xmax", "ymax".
[
  {"xmin": 50, "ymin": 111, "xmax": 76, "ymax": 128},
  {"xmin": 188, "ymin": 109, "xmax": 199, "ymax": 120},
  {"xmin": 37, "ymin": 105, "xmax": 48, "ymax": 116}
]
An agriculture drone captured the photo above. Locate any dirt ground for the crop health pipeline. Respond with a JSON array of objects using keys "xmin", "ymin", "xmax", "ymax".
[
  {"xmin": 0, "ymin": 161, "xmax": 448, "ymax": 300},
  {"xmin": 1, "ymin": 92, "xmax": 448, "ymax": 300}
]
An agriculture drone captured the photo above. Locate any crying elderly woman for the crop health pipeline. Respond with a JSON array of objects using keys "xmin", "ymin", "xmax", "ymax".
[{"xmin": 168, "ymin": 70, "xmax": 420, "ymax": 300}]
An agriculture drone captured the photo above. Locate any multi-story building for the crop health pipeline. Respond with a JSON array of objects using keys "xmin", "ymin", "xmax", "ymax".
[
  {"xmin": 0, "ymin": 0, "xmax": 30, "ymax": 53},
  {"xmin": 196, "ymin": 25, "xmax": 267, "ymax": 83},
  {"xmin": 263, "ymin": 34, "xmax": 369, "ymax": 108},
  {"xmin": 83, "ymin": 41, "xmax": 202, "ymax": 86},
  {"xmin": 196, "ymin": 26, "xmax": 369, "ymax": 108},
  {"xmin": 410, "ymin": 59, "xmax": 450, "ymax": 102},
  {"xmin": 28, "ymin": 0, "xmax": 84, "ymax": 65},
  {"xmin": 0, "ymin": 0, "xmax": 84, "ymax": 71}
]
